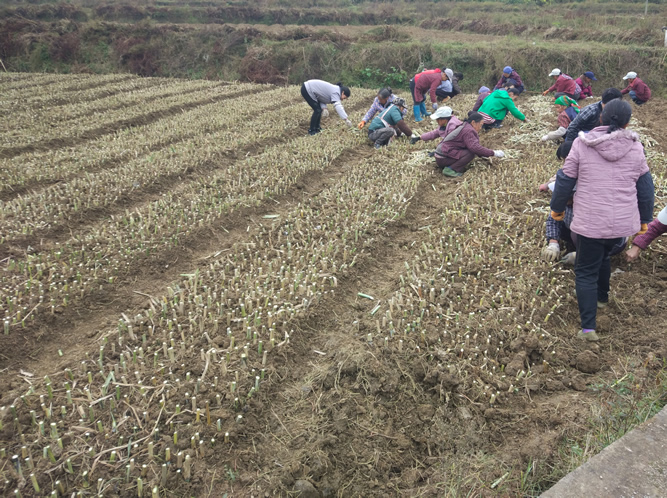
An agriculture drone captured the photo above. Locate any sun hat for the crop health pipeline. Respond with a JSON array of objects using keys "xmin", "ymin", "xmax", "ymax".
[
  {"xmin": 430, "ymin": 106, "xmax": 453, "ymax": 120},
  {"xmin": 478, "ymin": 86, "xmax": 490, "ymax": 94},
  {"xmin": 554, "ymin": 96, "xmax": 580, "ymax": 112},
  {"xmin": 503, "ymin": 66, "xmax": 512, "ymax": 74},
  {"xmin": 444, "ymin": 68, "xmax": 454, "ymax": 80},
  {"xmin": 392, "ymin": 97, "xmax": 407, "ymax": 108},
  {"xmin": 623, "ymin": 71, "xmax": 637, "ymax": 80},
  {"xmin": 548, "ymin": 68, "xmax": 561, "ymax": 77},
  {"xmin": 583, "ymin": 71, "xmax": 597, "ymax": 81}
]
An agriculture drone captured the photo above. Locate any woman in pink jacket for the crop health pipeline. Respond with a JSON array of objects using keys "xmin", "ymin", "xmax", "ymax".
[{"xmin": 550, "ymin": 99, "xmax": 654, "ymax": 341}]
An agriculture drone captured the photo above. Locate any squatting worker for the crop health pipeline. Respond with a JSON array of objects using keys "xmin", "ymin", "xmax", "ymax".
[
  {"xmin": 543, "ymin": 68, "xmax": 581, "ymax": 100},
  {"xmin": 541, "ymin": 96, "xmax": 580, "ymax": 142},
  {"xmin": 412, "ymin": 68, "xmax": 450, "ymax": 122},
  {"xmin": 563, "ymin": 88, "xmax": 622, "ymax": 142},
  {"xmin": 436, "ymin": 70, "xmax": 463, "ymax": 102},
  {"xmin": 494, "ymin": 66, "xmax": 525, "ymax": 94},
  {"xmin": 550, "ymin": 100, "xmax": 654, "ymax": 342},
  {"xmin": 477, "ymin": 87, "xmax": 528, "ymax": 130},
  {"xmin": 575, "ymin": 71, "xmax": 597, "ymax": 100},
  {"xmin": 472, "ymin": 86, "xmax": 491, "ymax": 112},
  {"xmin": 367, "ymin": 97, "xmax": 413, "ymax": 149},
  {"xmin": 434, "ymin": 112, "xmax": 505, "ymax": 178},
  {"xmin": 621, "ymin": 71, "xmax": 651, "ymax": 106},
  {"xmin": 301, "ymin": 79, "xmax": 352, "ymax": 136},
  {"xmin": 358, "ymin": 87, "xmax": 405, "ymax": 130}
]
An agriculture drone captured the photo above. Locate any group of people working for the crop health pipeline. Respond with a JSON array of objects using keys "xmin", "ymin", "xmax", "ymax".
[{"xmin": 300, "ymin": 65, "xmax": 660, "ymax": 344}]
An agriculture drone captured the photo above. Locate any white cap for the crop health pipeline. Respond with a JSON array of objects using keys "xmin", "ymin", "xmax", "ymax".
[
  {"xmin": 548, "ymin": 68, "xmax": 561, "ymax": 77},
  {"xmin": 658, "ymin": 206, "xmax": 667, "ymax": 225},
  {"xmin": 623, "ymin": 71, "xmax": 637, "ymax": 80},
  {"xmin": 444, "ymin": 68, "xmax": 454, "ymax": 80},
  {"xmin": 431, "ymin": 106, "xmax": 453, "ymax": 120}
]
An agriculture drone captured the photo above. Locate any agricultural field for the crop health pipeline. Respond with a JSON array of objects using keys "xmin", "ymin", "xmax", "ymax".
[{"xmin": 1, "ymin": 72, "xmax": 667, "ymax": 497}]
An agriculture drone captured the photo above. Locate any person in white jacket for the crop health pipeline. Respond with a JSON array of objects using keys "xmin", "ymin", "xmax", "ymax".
[{"xmin": 300, "ymin": 80, "xmax": 352, "ymax": 135}]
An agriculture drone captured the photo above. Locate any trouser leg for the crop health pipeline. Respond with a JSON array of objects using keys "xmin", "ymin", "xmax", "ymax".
[
  {"xmin": 301, "ymin": 83, "xmax": 322, "ymax": 133},
  {"xmin": 368, "ymin": 127, "xmax": 396, "ymax": 146},
  {"xmin": 446, "ymin": 150, "xmax": 476, "ymax": 173}
]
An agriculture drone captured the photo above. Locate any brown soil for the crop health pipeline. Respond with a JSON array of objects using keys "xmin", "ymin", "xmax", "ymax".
[{"xmin": 1, "ymin": 83, "xmax": 666, "ymax": 497}]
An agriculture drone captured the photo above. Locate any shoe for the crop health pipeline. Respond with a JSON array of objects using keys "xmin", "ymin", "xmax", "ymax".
[
  {"xmin": 491, "ymin": 121, "xmax": 503, "ymax": 128},
  {"xmin": 442, "ymin": 167, "xmax": 462, "ymax": 177},
  {"xmin": 374, "ymin": 143, "xmax": 383, "ymax": 149},
  {"xmin": 577, "ymin": 329, "xmax": 600, "ymax": 342},
  {"xmin": 308, "ymin": 129, "xmax": 321, "ymax": 136},
  {"xmin": 597, "ymin": 301, "xmax": 608, "ymax": 309},
  {"xmin": 419, "ymin": 101, "xmax": 430, "ymax": 117}
]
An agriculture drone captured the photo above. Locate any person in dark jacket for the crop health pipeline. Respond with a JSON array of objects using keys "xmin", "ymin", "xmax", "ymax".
[
  {"xmin": 435, "ymin": 112, "xmax": 505, "ymax": 177},
  {"xmin": 472, "ymin": 86, "xmax": 491, "ymax": 113},
  {"xmin": 494, "ymin": 66, "xmax": 525, "ymax": 94},
  {"xmin": 550, "ymin": 100, "xmax": 654, "ymax": 342},
  {"xmin": 620, "ymin": 72, "xmax": 651, "ymax": 105},
  {"xmin": 563, "ymin": 88, "xmax": 622, "ymax": 142},
  {"xmin": 367, "ymin": 97, "xmax": 413, "ymax": 149},
  {"xmin": 301, "ymin": 79, "xmax": 352, "ymax": 135}
]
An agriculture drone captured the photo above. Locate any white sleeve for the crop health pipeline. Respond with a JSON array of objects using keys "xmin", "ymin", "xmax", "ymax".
[{"xmin": 333, "ymin": 101, "xmax": 348, "ymax": 120}]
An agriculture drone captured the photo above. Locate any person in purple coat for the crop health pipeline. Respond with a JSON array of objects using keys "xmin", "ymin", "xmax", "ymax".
[
  {"xmin": 410, "ymin": 106, "xmax": 462, "ymax": 146},
  {"xmin": 550, "ymin": 100, "xmax": 654, "ymax": 342},
  {"xmin": 626, "ymin": 206, "xmax": 667, "ymax": 262},
  {"xmin": 432, "ymin": 112, "xmax": 505, "ymax": 177},
  {"xmin": 494, "ymin": 66, "xmax": 525, "ymax": 94}
]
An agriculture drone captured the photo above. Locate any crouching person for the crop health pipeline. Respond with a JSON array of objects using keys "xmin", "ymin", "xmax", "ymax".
[
  {"xmin": 367, "ymin": 97, "xmax": 412, "ymax": 149},
  {"xmin": 435, "ymin": 112, "xmax": 505, "ymax": 177}
]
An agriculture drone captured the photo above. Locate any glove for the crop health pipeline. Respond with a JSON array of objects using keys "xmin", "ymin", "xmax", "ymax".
[
  {"xmin": 321, "ymin": 109, "xmax": 329, "ymax": 118},
  {"xmin": 551, "ymin": 210, "xmax": 565, "ymax": 221},
  {"xmin": 432, "ymin": 103, "xmax": 438, "ymax": 110},
  {"xmin": 493, "ymin": 150, "xmax": 505, "ymax": 158},
  {"xmin": 560, "ymin": 252, "xmax": 576, "ymax": 266},
  {"xmin": 541, "ymin": 242, "xmax": 560, "ymax": 262},
  {"xmin": 357, "ymin": 120, "xmax": 366, "ymax": 130},
  {"xmin": 541, "ymin": 135, "xmax": 549, "ymax": 142},
  {"xmin": 344, "ymin": 119, "xmax": 353, "ymax": 127},
  {"xmin": 637, "ymin": 223, "xmax": 648, "ymax": 235},
  {"xmin": 410, "ymin": 135, "xmax": 421, "ymax": 145}
]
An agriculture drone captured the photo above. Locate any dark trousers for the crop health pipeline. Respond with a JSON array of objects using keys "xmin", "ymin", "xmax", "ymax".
[
  {"xmin": 409, "ymin": 79, "xmax": 422, "ymax": 104},
  {"xmin": 435, "ymin": 88, "xmax": 460, "ymax": 99},
  {"xmin": 435, "ymin": 150, "xmax": 475, "ymax": 172},
  {"xmin": 554, "ymin": 91, "xmax": 576, "ymax": 99},
  {"xmin": 301, "ymin": 83, "xmax": 322, "ymax": 133},
  {"xmin": 574, "ymin": 234, "xmax": 624, "ymax": 329}
]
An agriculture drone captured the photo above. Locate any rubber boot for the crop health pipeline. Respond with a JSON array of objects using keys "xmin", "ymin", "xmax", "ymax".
[
  {"xmin": 420, "ymin": 101, "xmax": 431, "ymax": 117},
  {"xmin": 413, "ymin": 105, "xmax": 423, "ymax": 122}
]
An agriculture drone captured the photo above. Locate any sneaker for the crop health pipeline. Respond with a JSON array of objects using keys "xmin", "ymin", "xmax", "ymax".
[
  {"xmin": 577, "ymin": 329, "xmax": 600, "ymax": 342},
  {"xmin": 442, "ymin": 167, "xmax": 462, "ymax": 177},
  {"xmin": 597, "ymin": 301, "xmax": 608, "ymax": 309},
  {"xmin": 374, "ymin": 143, "xmax": 383, "ymax": 149},
  {"xmin": 308, "ymin": 130, "xmax": 320, "ymax": 136}
]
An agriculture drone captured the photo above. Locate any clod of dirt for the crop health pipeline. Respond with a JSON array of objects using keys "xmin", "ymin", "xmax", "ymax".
[
  {"xmin": 504, "ymin": 351, "xmax": 527, "ymax": 376},
  {"xmin": 597, "ymin": 315, "xmax": 612, "ymax": 332},
  {"xmin": 575, "ymin": 351, "xmax": 600, "ymax": 374},
  {"xmin": 293, "ymin": 480, "xmax": 321, "ymax": 498},
  {"xmin": 562, "ymin": 374, "xmax": 588, "ymax": 391}
]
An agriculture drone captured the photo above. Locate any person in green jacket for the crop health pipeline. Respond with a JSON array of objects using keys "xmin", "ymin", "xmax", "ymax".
[
  {"xmin": 367, "ymin": 97, "xmax": 413, "ymax": 149},
  {"xmin": 477, "ymin": 88, "xmax": 528, "ymax": 130}
]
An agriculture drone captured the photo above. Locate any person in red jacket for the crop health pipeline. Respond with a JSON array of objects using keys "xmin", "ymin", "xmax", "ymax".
[
  {"xmin": 621, "ymin": 72, "xmax": 651, "ymax": 105},
  {"xmin": 626, "ymin": 206, "xmax": 667, "ymax": 262},
  {"xmin": 575, "ymin": 71, "xmax": 597, "ymax": 100},
  {"xmin": 409, "ymin": 68, "xmax": 441, "ymax": 122},
  {"xmin": 543, "ymin": 68, "xmax": 581, "ymax": 100},
  {"xmin": 412, "ymin": 68, "xmax": 449, "ymax": 122}
]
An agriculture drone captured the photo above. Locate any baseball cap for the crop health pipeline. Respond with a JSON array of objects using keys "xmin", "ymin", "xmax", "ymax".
[
  {"xmin": 583, "ymin": 71, "xmax": 597, "ymax": 81},
  {"xmin": 444, "ymin": 68, "xmax": 454, "ymax": 80},
  {"xmin": 548, "ymin": 68, "xmax": 561, "ymax": 77},
  {"xmin": 431, "ymin": 107, "xmax": 453, "ymax": 120},
  {"xmin": 478, "ymin": 86, "xmax": 490, "ymax": 94},
  {"xmin": 503, "ymin": 66, "xmax": 512, "ymax": 74},
  {"xmin": 623, "ymin": 71, "xmax": 637, "ymax": 80}
]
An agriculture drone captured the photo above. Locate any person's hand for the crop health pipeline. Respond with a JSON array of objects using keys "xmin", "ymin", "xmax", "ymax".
[
  {"xmin": 538, "ymin": 183, "xmax": 549, "ymax": 192},
  {"xmin": 626, "ymin": 245, "xmax": 641, "ymax": 262},
  {"xmin": 432, "ymin": 103, "xmax": 438, "ymax": 110},
  {"xmin": 410, "ymin": 135, "xmax": 421, "ymax": 145},
  {"xmin": 493, "ymin": 150, "xmax": 505, "ymax": 158},
  {"xmin": 344, "ymin": 118, "xmax": 353, "ymax": 127},
  {"xmin": 322, "ymin": 109, "xmax": 329, "ymax": 118},
  {"xmin": 560, "ymin": 252, "xmax": 576, "ymax": 266},
  {"xmin": 541, "ymin": 135, "xmax": 549, "ymax": 142},
  {"xmin": 541, "ymin": 242, "xmax": 561, "ymax": 262},
  {"xmin": 551, "ymin": 210, "xmax": 565, "ymax": 221},
  {"xmin": 637, "ymin": 223, "xmax": 648, "ymax": 235},
  {"xmin": 523, "ymin": 118, "xmax": 529, "ymax": 123},
  {"xmin": 542, "ymin": 90, "xmax": 549, "ymax": 96},
  {"xmin": 357, "ymin": 120, "xmax": 366, "ymax": 130}
]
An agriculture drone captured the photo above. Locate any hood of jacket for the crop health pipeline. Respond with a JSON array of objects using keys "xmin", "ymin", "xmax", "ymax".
[
  {"xmin": 491, "ymin": 89, "xmax": 512, "ymax": 102},
  {"xmin": 577, "ymin": 126, "xmax": 641, "ymax": 162}
]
